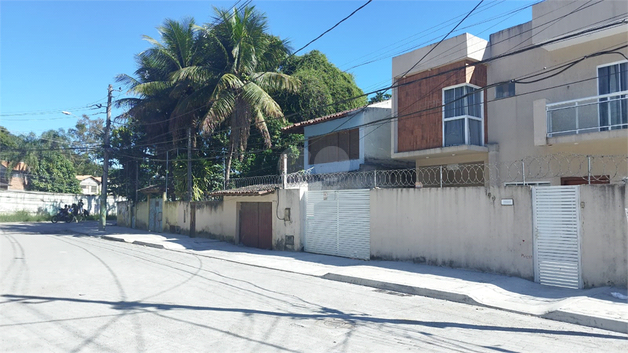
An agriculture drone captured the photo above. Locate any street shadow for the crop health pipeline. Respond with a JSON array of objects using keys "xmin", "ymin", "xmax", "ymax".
[
  {"xmin": 6, "ymin": 222, "xmax": 626, "ymax": 305},
  {"xmin": 2, "ymin": 294, "xmax": 625, "ymax": 340}
]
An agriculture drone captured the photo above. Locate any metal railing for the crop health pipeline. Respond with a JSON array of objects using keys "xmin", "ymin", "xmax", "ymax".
[
  {"xmin": 227, "ymin": 154, "xmax": 627, "ymax": 191},
  {"xmin": 547, "ymin": 90, "xmax": 628, "ymax": 137}
]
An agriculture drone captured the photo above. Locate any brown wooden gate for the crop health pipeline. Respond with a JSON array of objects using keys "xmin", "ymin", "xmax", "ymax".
[{"xmin": 239, "ymin": 202, "xmax": 272, "ymax": 249}]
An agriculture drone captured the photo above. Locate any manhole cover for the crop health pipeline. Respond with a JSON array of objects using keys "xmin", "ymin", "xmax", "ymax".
[{"xmin": 321, "ymin": 318, "xmax": 355, "ymax": 329}]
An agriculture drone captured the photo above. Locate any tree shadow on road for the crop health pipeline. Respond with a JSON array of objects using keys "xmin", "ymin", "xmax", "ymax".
[{"xmin": 2, "ymin": 294, "xmax": 625, "ymax": 341}]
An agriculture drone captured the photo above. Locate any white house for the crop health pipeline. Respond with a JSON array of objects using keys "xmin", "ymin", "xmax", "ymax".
[
  {"xmin": 76, "ymin": 175, "xmax": 101, "ymax": 195},
  {"xmin": 282, "ymin": 100, "xmax": 411, "ymax": 174}
]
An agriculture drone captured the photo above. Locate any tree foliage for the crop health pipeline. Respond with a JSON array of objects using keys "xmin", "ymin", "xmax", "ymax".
[
  {"xmin": 112, "ymin": 6, "xmax": 368, "ymax": 199},
  {"xmin": 276, "ymin": 50, "xmax": 367, "ymax": 122}
]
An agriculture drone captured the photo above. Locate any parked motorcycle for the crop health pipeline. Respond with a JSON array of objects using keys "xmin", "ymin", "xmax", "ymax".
[{"xmin": 51, "ymin": 207, "xmax": 75, "ymax": 223}]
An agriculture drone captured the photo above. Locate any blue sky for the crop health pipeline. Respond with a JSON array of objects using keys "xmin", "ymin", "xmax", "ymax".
[{"xmin": 0, "ymin": 0, "xmax": 535, "ymax": 135}]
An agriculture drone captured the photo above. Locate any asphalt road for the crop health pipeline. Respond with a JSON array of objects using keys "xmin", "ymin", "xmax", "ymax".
[{"xmin": 1, "ymin": 223, "xmax": 626, "ymax": 352}]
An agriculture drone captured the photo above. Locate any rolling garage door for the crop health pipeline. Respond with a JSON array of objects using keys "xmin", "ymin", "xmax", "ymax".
[{"xmin": 305, "ymin": 189, "xmax": 370, "ymax": 260}]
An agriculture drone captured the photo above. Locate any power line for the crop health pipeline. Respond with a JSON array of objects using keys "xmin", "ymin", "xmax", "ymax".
[{"xmin": 291, "ymin": 0, "xmax": 373, "ymax": 57}]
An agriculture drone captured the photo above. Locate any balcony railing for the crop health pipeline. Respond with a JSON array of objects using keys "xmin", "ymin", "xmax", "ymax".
[{"xmin": 546, "ymin": 90, "xmax": 628, "ymax": 137}]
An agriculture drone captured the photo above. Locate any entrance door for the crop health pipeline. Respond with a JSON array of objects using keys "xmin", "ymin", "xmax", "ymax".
[
  {"xmin": 532, "ymin": 186, "xmax": 582, "ymax": 289},
  {"xmin": 239, "ymin": 202, "xmax": 272, "ymax": 249}
]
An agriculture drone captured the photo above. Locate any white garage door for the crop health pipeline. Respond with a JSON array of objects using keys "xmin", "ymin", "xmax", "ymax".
[{"xmin": 305, "ymin": 189, "xmax": 370, "ymax": 260}]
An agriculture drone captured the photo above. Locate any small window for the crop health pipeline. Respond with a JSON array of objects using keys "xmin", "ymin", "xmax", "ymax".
[
  {"xmin": 91, "ymin": 186, "xmax": 97, "ymax": 193},
  {"xmin": 495, "ymin": 82, "xmax": 515, "ymax": 99}
]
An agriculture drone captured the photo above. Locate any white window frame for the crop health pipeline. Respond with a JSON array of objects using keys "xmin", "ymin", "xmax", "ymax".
[
  {"xmin": 442, "ymin": 83, "xmax": 484, "ymax": 147},
  {"xmin": 596, "ymin": 60, "xmax": 628, "ymax": 131}
]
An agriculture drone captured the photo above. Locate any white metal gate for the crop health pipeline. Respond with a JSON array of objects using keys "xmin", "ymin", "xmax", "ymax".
[
  {"xmin": 532, "ymin": 186, "xmax": 582, "ymax": 289},
  {"xmin": 305, "ymin": 189, "xmax": 370, "ymax": 260}
]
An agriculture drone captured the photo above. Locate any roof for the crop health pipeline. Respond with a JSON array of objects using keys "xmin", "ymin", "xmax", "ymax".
[
  {"xmin": 210, "ymin": 186, "xmax": 276, "ymax": 197},
  {"xmin": 0, "ymin": 161, "xmax": 28, "ymax": 171},
  {"xmin": 138, "ymin": 185, "xmax": 165, "ymax": 195},
  {"xmin": 76, "ymin": 175, "xmax": 102, "ymax": 182},
  {"xmin": 282, "ymin": 100, "xmax": 392, "ymax": 134}
]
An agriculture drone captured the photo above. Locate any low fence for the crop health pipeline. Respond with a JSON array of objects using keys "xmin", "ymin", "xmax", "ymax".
[
  {"xmin": 228, "ymin": 153, "xmax": 627, "ymax": 191},
  {"xmin": 0, "ymin": 190, "xmax": 122, "ymax": 216}
]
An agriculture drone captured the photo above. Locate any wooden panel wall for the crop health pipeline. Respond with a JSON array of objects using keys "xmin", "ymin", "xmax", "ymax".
[
  {"xmin": 397, "ymin": 60, "xmax": 487, "ymax": 152},
  {"xmin": 308, "ymin": 128, "xmax": 359, "ymax": 164}
]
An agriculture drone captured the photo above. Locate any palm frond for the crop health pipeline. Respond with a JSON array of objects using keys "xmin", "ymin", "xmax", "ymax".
[
  {"xmin": 241, "ymin": 82, "xmax": 283, "ymax": 119},
  {"xmin": 202, "ymin": 90, "xmax": 235, "ymax": 133},
  {"xmin": 253, "ymin": 72, "xmax": 300, "ymax": 94}
]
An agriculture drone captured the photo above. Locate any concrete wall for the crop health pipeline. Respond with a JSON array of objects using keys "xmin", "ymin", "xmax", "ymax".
[
  {"xmin": 370, "ymin": 185, "xmax": 627, "ymax": 287},
  {"xmin": 392, "ymin": 33, "xmax": 488, "ymax": 79},
  {"xmin": 370, "ymin": 186, "xmax": 535, "ymax": 279},
  {"xmin": 580, "ymin": 185, "xmax": 627, "ymax": 288},
  {"xmin": 135, "ymin": 201, "xmax": 149, "ymax": 230},
  {"xmin": 117, "ymin": 201, "xmax": 131, "ymax": 227},
  {"xmin": 0, "ymin": 190, "xmax": 120, "ymax": 216},
  {"xmin": 131, "ymin": 188, "xmax": 306, "ymax": 251}
]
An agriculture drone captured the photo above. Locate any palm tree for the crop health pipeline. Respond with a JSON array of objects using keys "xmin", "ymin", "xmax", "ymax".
[
  {"xmin": 200, "ymin": 6, "xmax": 299, "ymax": 185},
  {"xmin": 116, "ymin": 18, "xmax": 213, "ymax": 146}
]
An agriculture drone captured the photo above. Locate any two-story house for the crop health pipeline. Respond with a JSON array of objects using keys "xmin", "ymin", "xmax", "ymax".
[
  {"xmin": 283, "ymin": 100, "xmax": 411, "ymax": 174},
  {"xmin": 390, "ymin": 0, "xmax": 627, "ymax": 186}
]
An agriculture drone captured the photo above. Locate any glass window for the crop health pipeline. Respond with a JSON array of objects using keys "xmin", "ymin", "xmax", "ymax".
[
  {"xmin": 598, "ymin": 62, "xmax": 628, "ymax": 130},
  {"xmin": 495, "ymin": 82, "xmax": 515, "ymax": 99},
  {"xmin": 443, "ymin": 84, "xmax": 483, "ymax": 147}
]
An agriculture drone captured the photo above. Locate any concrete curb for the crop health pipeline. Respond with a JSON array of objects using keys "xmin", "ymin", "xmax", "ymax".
[
  {"xmin": 101, "ymin": 235, "xmax": 126, "ymax": 242},
  {"xmin": 90, "ymin": 231, "xmax": 627, "ymax": 334},
  {"xmin": 131, "ymin": 240, "xmax": 165, "ymax": 249},
  {"xmin": 322, "ymin": 273, "xmax": 480, "ymax": 305},
  {"xmin": 322, "ymin": 273, "xmax": 628, "ymax": 334},
  {"xmin": 541, "ymin": 310, "xmax": 628, "ymax": 334}
]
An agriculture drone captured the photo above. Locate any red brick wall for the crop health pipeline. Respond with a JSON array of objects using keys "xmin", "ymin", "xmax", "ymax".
[{"xmin": 396, "ymin": 60, "xmax": 487, "ymax": 152}]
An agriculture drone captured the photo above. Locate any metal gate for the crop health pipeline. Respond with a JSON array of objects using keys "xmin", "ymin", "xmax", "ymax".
[
  {"xmin": 532, "ymin": 186, "xmax": 582, "ymax": 289},
  {"xmin": 149, "ymin": 198, "xmax": 163, "ymax": 232},
  {"xmin": 305, "ymin": 189, "xmax": 370, "ymax": 260}
]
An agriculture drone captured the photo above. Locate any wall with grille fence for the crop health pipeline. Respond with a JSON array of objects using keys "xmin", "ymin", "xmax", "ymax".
[{"xmin": 227, "ymin": 154, "xmax": 626, "ymax": 192}]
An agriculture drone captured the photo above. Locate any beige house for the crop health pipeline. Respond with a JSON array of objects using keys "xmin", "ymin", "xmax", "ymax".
[
  {"xmin": 76, "ymin": 175, "xmax": 102, "ymax": 195},
  {"xmin": 390, "ymin": 0, "xmax": 628, "ymax": 186},
  {"xmin": 0, "ymin": 161, "xmax": 28, "ymax": 190}
]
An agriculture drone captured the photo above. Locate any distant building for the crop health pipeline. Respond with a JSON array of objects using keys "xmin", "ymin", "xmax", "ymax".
[
  {"xmin": 0, "ymin": 161, "xmax": 28, "ymax": 191},
  {"xmin": 76, "ymin": 175, "xmax": 102, "ymax": 195}
]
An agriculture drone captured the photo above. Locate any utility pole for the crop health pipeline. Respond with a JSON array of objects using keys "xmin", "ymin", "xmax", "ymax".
[
  {"xmin": 99, "ymin": 84, "xmax": 113, "ymax": 231},
  {"xmin": 187, "ymin": 127, "xmax": 192, "ymax": 201},
  {"xmin": 165, "ymin": 150, "xmax": 169, "ymax": 200}
]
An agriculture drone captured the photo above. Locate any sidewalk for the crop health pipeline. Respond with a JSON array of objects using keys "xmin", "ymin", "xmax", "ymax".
[{"xmin": 65, "ymin": 221, "xmax": 628, "ymax": 334}]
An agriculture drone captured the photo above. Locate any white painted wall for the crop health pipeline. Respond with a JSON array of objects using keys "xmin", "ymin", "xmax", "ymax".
[
  {"xmin": 392, "ymin": 33, "xmax": 488, "ymax": 79},
  {"xmin": 579, "ymin": 185, "xmax": 627, "ymax": 288},
  {"xmin": 370, "ymin": 186, "xmax": 535, "ymax": 280},
  {"xmin": 0, "ymin": 190, "xmax": 120, "ymax": 216}
]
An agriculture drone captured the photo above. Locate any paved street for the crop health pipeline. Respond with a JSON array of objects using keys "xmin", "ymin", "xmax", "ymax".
[{"xmin": 1, "ymin": 223, "xmax": 626, "ymax": 352}]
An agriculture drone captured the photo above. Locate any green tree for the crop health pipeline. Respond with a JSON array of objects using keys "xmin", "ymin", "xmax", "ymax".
[
  {"xmin": 28, "ymin": 152, "xmax": 81, "ymax": 193},
  {"xmin": 200, "ymin": 6, "xmax": 299, "ymax": 185},
  {"xmin": 368, "ymin": 91, "xmax": 391, "ymax": 104},
  {"xmin": 68, "ymin": 114, "xmax": 104, "ymax": 176},
  {"xmin": 277, "ymin": 50, "xmax": 367, "ymax": 122}
]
